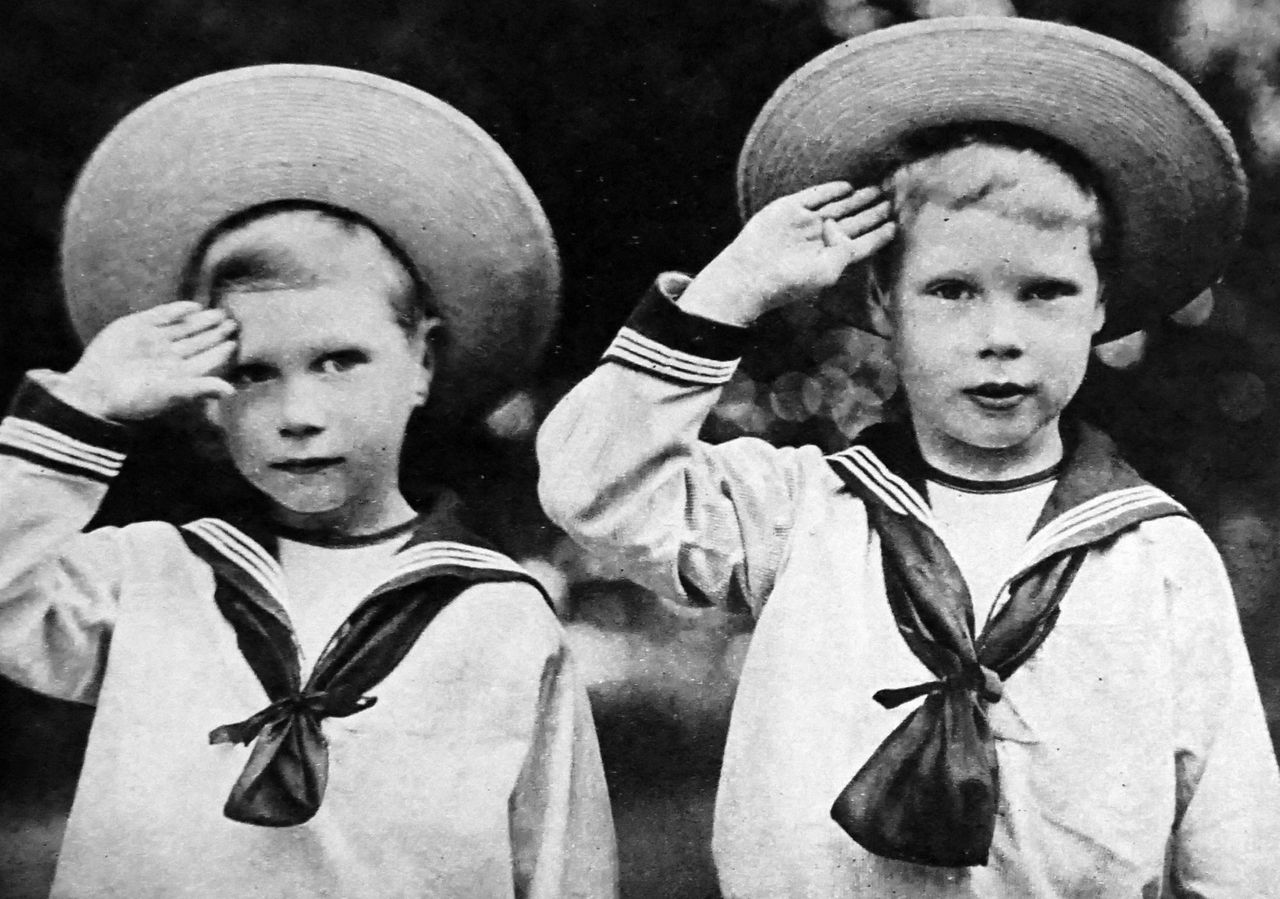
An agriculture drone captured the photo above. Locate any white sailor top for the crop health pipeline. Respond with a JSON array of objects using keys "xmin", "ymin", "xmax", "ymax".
[
  {"xmin": 0, "ymin": 372, "xmax": 618, "ymax": 899},
  {"xmin": 537, "ymin": 278, "xmax": 1280, "ymax": 898}
]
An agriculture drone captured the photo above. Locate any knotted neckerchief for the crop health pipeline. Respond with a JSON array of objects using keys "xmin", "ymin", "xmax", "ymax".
[
  {"xmin": 180, "ymin": 490, "xmax": 547, "ymax": 828},
  {"xmin": 824, "ymin": 422, "xmax": 1186, "ymax": 867}
]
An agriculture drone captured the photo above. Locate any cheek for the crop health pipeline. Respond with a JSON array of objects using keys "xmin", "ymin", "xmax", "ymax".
[
  {"xmin": 1047, "ymin": 343, "xmax": 1093, "ymax": 395},
  {"xmin": 890, "ymin": 317, "xmax": 956, "ymax": 392},
  {"xmin": 214, "ymin": 398, "xmax": 270, "ymax": 460},
  {"xmin": 344, "ymin": 377, "xmax": 417, "ymax": 443}
]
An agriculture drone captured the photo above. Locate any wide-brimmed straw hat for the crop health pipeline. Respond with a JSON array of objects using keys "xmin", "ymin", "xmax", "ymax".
[
  {"xmin": 737, "ymin": 17, "xmax": 1247, "ymax": 341},
  {"xmin": 61, "ymin": 64, "xmax": 559, "ymax": 416}
]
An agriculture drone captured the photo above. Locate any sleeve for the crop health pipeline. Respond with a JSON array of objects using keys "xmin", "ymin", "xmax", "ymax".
[
  {"xmin": 0, "ymin": 371, "xmax": 133, "ymax": 703},
  {"xmin": 537, "ymin": 274, "xmax": 816, "ymax": 616},
  {"xmin": 1165, "ymin": 523, "xmax": 1280, "ymax": 895},
  {"xmin": 509, "ymin": 636, "xmax": 619, "ymax": 899}
]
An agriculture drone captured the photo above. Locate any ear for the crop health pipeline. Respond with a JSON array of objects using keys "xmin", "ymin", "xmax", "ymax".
[
  {"xmin": 1090, "ymin": 283, "xmax": 1107, "ymax": 336},
  {"xmin": 865, "ymin": 270, "xmax": 896, "ymax": 339},
  {"xmin": 201, "ymin": 396, "xmax": 226, "ymax": 431},
  {"xmin": 411, "ymin": 317, "xmax": 443, "ymax": 407}
]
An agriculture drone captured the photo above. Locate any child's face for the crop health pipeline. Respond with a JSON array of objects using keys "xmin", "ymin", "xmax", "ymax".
[
  {"xmin": 207, "ymin": 217, "xmax": 431, "ymax": 533},
  {"xmin": 872, "ymin": 200, "xmax": 1104, "ymax": 475}
]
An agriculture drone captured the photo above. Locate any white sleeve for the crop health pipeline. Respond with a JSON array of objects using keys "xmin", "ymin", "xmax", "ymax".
[
  {"xmin": 509, "ymin": 621, "xmax": 619, "ymax": 899},
  {"xmin": 0, "ymin": 371, "xmax": 132, "ymax": 703},
  {"xmin": 537, "ymin": 276, "xmax": 815, "ymax": 616},
  {"xmin": 1165, "ymin": 522, "xmax": 1280, "ymax": 895}
]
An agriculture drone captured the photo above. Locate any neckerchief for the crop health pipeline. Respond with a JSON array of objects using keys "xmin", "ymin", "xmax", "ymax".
[
  {"xmin": 179, "ymin": 490, "xmax": 548, "ymax": 828},
  {"xmin": 824, "ymin": 421, "xmax": 1185, "ymax": 867}
]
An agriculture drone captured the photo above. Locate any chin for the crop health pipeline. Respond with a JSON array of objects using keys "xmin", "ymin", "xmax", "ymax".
[
  {"xmin": 959, "ymin": 428, "xmax": 1034, "ymax": 451},
  {"xmin": 957, "ymin": 417, "xmax": 1063, "ymax": 459},
  {"xmin": 258, "ymin": 485, "xmax": 349, "ymax": 519}
]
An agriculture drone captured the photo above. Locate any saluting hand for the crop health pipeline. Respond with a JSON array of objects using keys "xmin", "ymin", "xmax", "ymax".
[
  {"xmin": 678, "ymin": 182, "xmax": 895, "ymax": 326},
  {"xmin": 60, "ymin": 302, "xmax": 238, "ymax": 422}
]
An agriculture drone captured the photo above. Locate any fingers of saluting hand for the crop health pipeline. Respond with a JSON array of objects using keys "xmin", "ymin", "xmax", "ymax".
[
  {"xmin": 172, "ymin": 376, "xmax": 235, "ymax": 403},
  {"xmin": 813, "ymin": 185, "xmax": 885, "ymax": 220},
  {"xmin": 165, "ymin": 307, "xmax": 233, "ymax": 339},
  {"xmin": 174, "ymin": 316, "xmax": 238, "ymax": 358},
  {"xmin": 795, "ymin": 181, "xmax": 855, "ymax": 210},
  {"xmin": 822, "ymin": 218, "xmax": 897, "ymax": 265},
  {"xmin": 183, "ymin": 337, "xmax": 238, "ymax": 374},
  {"xmin": 831, "ymin": 198, "xmax": 893, "ymax": 240},
  {"xmin": 139, "ymin": 301, "xmax": 207, "ymax": 326}
]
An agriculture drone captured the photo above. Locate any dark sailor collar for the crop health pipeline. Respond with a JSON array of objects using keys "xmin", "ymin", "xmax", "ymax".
[
  {"xmin": 179, "ymin": 488, "xmax": 535, "ymax": 631},
  {"xmin": 826, "ymin": 420, "xmax": 1186, "ymax": 573},
  {"xmin": 824, "ymin": 419, "xmax": 1189, "ymax": 867},
  {"xmin": 176, "ymin": 487, "xmax": 547, "ymax": 828}
]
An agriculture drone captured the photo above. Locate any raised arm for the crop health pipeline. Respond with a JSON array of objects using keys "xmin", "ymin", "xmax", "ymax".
[
  {"xmin": 538, "ymin": 183, "xmax": 894, "ymax": 615},
  {"xmin": 0, "ymin": 302, "xmax": 236, "ymax": 702}
]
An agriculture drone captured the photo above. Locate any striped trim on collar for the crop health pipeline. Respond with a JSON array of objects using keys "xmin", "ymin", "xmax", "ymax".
[
  {"xmin": 827, "ymin": 444, "xmax": 936, "ymax": 528},
  {"xmin": 184, "ymin": 518, "xmax": 286, "ymax": 600},
  {"xmin": 827, "ymin": 423, "xmax": 1188, "ymax": 583},
  {"xmin": 371, "ymin": 540, "xmax": 536, "ymax": 596},
  {"xmin": 1014, "ymin": 484, "xmax": 1184, "ymax": 572},
  {"xmin": 182, "ymin": 516, "xmax": 538, "ymax": 611}
]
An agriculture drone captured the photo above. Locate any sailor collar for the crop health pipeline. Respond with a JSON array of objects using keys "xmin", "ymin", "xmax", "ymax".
[
  {"xmin": 176, "ymin": 489, "xmax": 546, "ymax": 828},
  {"xmin": 826, "ymin": 420, "xmax": 1186, "ymax": 581}
]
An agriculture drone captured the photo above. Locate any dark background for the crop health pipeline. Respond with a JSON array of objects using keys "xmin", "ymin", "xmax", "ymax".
[{"xmin": 3, "ymin": 1, "xmax": 1280, "ymax": 896}]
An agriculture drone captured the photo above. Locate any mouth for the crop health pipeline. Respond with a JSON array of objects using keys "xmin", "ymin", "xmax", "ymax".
[
  {"xmin": 963, "ymin": 382, "xmax": 1034, "ymax": 410},
  {"xmin": 270, "ymin": 457, "xmax": 344, "ymax": 474}
]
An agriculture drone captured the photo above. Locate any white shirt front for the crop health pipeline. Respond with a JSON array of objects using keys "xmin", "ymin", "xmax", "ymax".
[
  {"xmin": 928, "ymin": 477, "xmax": 1056, "ymax": 628},
  {"xmin": 539, "ymin": 343, "xmax": 1280, "ymax": 898},
  {"xmin": 278, "ymin": 533, "xmax": 409, "ymax": 673}
]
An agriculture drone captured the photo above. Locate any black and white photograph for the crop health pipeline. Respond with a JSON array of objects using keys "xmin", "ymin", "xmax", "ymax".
[{"xmin": 2, "ymin": 2, "xmax": 1279, "ymax": 896}]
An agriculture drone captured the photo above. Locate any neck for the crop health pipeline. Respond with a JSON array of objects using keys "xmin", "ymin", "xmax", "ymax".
[{"xmin": 914, "ymin": 422, "xmax": 1065, "ymax": 483}]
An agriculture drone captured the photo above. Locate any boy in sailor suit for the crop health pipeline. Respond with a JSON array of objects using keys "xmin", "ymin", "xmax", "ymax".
[
  {"xmin": 0, "ymin": 66, "xmax": 616, "ymax": 897},
  {"xmin": 538, "ymin": 18, "xmax": 1280, "ymax": 898}
]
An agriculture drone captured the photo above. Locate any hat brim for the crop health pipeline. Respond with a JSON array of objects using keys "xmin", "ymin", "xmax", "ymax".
[
  {"xmin": 737, "ymin": 17, "xmax": 1247, "ymax": 341},
  {"xmin": 61, "ymin": 64, "xmax": 559, "ymax": 417}
]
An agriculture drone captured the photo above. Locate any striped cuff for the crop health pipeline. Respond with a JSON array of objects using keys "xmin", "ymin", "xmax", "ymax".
[
  {"xmin": 601, "ymin": 274, "xmax": 750, "ymax": 386},
  {"xmin": 0, "ymin": 374, "xmax": 130, "ymax": 483}
]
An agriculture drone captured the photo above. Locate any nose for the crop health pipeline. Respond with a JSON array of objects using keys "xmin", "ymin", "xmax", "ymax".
[
  {"xmin": 276, "ymin": 375, "xmax": 326, "ymax": 438},
  {"xmin": 976, "ymin": 297, "xmax": 1025, "ymax": 361}
]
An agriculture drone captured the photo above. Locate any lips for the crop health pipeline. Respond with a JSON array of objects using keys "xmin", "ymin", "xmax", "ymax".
[
  {"xmin": 270, "ymin": 457, "xmax": 343, "ymax": 474},
  {"xmin": 963, "ymin": 382, "xmax": 1033, "ymax": 409}
]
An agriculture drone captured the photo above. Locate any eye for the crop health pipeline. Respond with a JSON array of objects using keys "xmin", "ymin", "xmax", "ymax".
[
  {"xmin": 1023, "ymin": 279, "xmax": 1080, "ymax": 302},
  {"xmin": 315, "ymin": 350, "xmax": 369, "ymax": 375},
  {"xmin": 926, "ymin": 279, "xmax": 976, "ymax": 302},
  {"xmin": 228, "ymin": 363, "xmax": 274, "ymax": 387}
]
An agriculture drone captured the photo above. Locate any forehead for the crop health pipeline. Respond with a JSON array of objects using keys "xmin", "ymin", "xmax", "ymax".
[
  {"xmin": 899, "ymin": 202, "xmax": 1096, "ymax": 270},
  {"xmin": 224, "ymin": 281, "xmax": 406, "ymax": 359}
]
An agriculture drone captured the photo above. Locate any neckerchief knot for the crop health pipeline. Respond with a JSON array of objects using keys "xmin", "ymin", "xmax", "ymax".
[
  {"xmin": 873, "ymin": 663, "xmax": 1003, "ymax": 710},
  {"xmin": 824, "ymin": 421, "xmax": 1187, "ymax": 868},
  {"xmin": 209, "ymin": 688, "xmax": 377, "ymax": 747},
  {"xmin": 182, "ymin": 490, "xmax": 552, "ymax": 828}
]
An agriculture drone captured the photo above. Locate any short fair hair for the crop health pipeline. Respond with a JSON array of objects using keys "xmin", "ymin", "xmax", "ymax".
[
  {"xmin": 183, "ymin": 201, "xmax": 434, "ymax": 336},
  {"xmin": 869, "ymin": 127, "xmax": 1111, "ymax": 299}
]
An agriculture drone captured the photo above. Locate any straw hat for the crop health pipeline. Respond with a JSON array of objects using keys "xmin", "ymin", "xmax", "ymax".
[
  {"xmin": 61, "ymin": 64, "xmax": 559, "ymax": 416},
  {"xmin": 737, "ymin": 17, "xmax": 1247, "ymax": 340}
]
